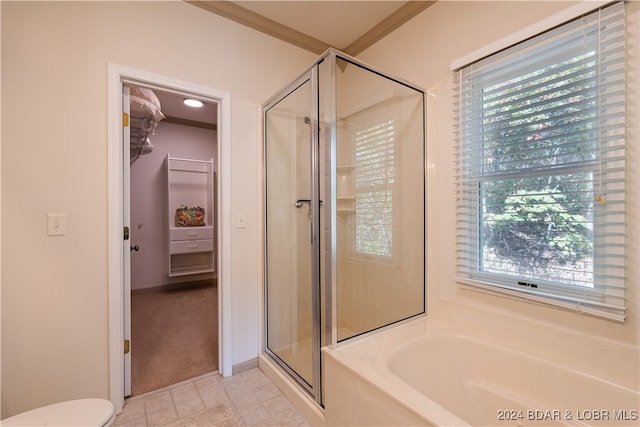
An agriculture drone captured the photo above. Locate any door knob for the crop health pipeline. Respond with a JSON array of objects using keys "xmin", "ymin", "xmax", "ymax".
[{"xmin": 131, "ymin": 245, "xmax": 139, "ymax": 252}]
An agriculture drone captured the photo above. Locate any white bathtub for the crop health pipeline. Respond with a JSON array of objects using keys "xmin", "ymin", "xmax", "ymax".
[{"xmin": 323, "ymin": 317, "xmax": 639, "ymax": 426}]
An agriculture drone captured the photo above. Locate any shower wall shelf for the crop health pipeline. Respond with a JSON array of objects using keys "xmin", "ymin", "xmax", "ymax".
[
  {"xmin": 165, "ymin": 154, "xmax": 215, "ymax": 277},
  {"xmin": 337, "ymin": 165, "xmax": 355, "ymax": 215},
  {"xmin": 336, "ymin": 198, "xmax": 355, "ymax": 216}
]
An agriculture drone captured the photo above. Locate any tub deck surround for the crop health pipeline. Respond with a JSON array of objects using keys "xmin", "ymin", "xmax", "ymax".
[
  {"xmin": 435, "ymin": 298, "xmax": 639, "ymax": 393},
  {"xmin": 323, "ymin": 317, "xmax": 640, "ymax": 427}
]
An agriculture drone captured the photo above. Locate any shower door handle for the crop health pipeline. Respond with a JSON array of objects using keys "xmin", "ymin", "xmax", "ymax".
[
  {"xmin": 296, "ymin": 199, "xmax": 322, "ymax": 243},
  {"xmin": 295, "ymin": 199, "xmax": 311, "ymax": 208},
  {"xmin": 295, "ymin": 199, "xmax": 323, "ymax": 223},
  {"xmin": 294, "ymin": 199, "xmax": 322, "ymax": 208}
]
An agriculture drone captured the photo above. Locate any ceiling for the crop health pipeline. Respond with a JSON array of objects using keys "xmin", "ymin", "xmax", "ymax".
[
  {"xmin": 187, "ymin": 1, "xmax": 436, "ymax": 56},
  {"xmin": 151, "ymin": 1, "xmax": 437, "ymax": 127},
  {"xmin": 154, "ymin": 90, "xmax": 218, "ymax": 128}
]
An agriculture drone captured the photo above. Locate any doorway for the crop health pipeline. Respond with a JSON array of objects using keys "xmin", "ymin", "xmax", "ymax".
[
  {"xmin": 127, "ymin": 86, "xmax": 219, "ymax": 396},
  {"xmin": 108, "ymin": 64, "xmax": 233, "ymax": 413}
]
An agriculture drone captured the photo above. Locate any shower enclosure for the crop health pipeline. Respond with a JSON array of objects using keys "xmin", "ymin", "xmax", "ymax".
[{"xmin": 263, "ymin": 49, "xmax": 425, "ymax": 405}]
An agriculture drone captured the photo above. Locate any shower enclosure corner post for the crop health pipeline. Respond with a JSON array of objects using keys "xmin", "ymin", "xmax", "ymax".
[
  {"xmin": 323, "ymin": 51, "xmax": 338, "ymax": 352},
  {"xmin": 424, "ymin": 93, "xmax": 429, "ymax": 317},
  {"xmin": 309, "ymin": 64, "xmax": 322, "ymax": 406},
  {"xmin": 260, "ymin": 104, "xmax": 268, "ymax": 362}
]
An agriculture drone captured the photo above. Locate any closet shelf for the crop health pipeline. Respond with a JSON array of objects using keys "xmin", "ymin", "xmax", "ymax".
[{"xmin": 166, "ymin": 154, "xmax": 216, "ymax": 277}]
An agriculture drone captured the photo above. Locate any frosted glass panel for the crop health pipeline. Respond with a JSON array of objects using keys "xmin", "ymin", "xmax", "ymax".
[{"xmin": 333, "ymin": 58, "xmax": 425, "ymax": 342}]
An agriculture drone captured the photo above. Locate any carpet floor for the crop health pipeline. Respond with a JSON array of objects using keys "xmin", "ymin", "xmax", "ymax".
[{"xmin": 131, "ymin": 281, "xmax": 218, "ymax": 396}]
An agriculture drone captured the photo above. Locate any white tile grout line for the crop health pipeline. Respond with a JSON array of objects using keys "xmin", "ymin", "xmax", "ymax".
[
  {"xmin": 120, "ymin": 368, "xmax": 311, "ymax": 427},
  {"xmin": 125, "ymin": 370, "xmax": 221, "ymax": 403},
  {"xmin": 120, "ymin": 370, "xmax": 222, "ymax": 426}
]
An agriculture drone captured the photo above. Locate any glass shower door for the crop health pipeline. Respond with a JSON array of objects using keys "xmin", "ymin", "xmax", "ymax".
[
  {"xmin": 264, "ymin": 73, "xmax": 318, "ymax": 394},
  {"xmin": 264, "ymin": 49, "xmax": 425, "ymax": 409}
]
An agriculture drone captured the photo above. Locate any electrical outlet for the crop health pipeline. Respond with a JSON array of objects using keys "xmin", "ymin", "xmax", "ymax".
[{"xmin": 47, "ymin": 214, "xmax": 66, "ymax": 236}]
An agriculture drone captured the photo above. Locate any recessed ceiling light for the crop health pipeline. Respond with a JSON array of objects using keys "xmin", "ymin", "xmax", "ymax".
[{"xmin": 183, "ymin": 98, "xmax": 204, "ymax": 108}]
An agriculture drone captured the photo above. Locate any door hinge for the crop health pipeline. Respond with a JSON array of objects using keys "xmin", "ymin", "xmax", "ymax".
[
  {"xmin": 123, "ymin": 112, "xmax": 129, "ymax": 127},
  {"xmin": 124, "ymin": 226, "xmax": 130, "ymax": 241},
  {"xmin": 124, "ymin": 339, "xmax": 130, "ymax": 354}
]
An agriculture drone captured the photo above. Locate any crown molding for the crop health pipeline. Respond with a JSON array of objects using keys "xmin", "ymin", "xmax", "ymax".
[
  {"xmin": 345, "ymin": 1, "xmax": 436, "ymax": 56},
  {"xmin": 187, "ymin": 0, "xmax": 330, "ymax": 54},
  {"xmin": 186, "ymin": 0, "xmax": 436, "ymax": 56}
]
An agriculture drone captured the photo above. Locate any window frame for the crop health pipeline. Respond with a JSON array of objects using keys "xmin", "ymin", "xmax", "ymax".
[{"xmin": 454, "ymin": 1, "xmax": 626, "ymax": 321}]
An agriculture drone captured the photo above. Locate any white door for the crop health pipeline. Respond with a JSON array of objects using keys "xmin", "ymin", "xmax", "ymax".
[{"xmin": 122, "ymin": 85, "xmax": 132, "ymax": 397}]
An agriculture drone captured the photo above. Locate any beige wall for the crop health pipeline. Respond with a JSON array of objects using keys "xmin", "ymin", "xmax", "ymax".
[
  {"xmin": 361, "ymin": 0, "xmax": 640, "ymax": 384},
  {"xmin": 0, "ymin": 0, "xmax": 314, "ymax": 417}
]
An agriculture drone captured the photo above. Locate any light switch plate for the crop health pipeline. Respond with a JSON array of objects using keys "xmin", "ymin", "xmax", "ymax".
[
  {"xmin": 47, "ymin": 214, "xmax": 66, "ymax": 236},
  {"xmin": 235, "ymin": 212, "xmax": 247, "ymax": 229}
]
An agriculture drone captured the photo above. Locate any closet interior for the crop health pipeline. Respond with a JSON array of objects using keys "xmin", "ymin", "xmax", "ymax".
[{"xmin": 127, "ymin": 84, "xmax": 219, "ymax": 396}]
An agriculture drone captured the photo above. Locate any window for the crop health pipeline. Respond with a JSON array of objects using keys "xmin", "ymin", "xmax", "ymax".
[
  {"xmin": 455, "ymin": 2, "xmax": 626, "ymax": 321},
  {"xmin": 354, "ymin": 120, "xmax": 396, "ymax": 258}
]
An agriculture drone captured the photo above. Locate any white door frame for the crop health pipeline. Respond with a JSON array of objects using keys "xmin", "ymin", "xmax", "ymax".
[{"xmin": 107, "ymin": 63, "xmax": 233, "ymax": 413}]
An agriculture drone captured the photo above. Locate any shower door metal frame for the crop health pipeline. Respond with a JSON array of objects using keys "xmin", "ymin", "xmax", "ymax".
[
  {"xmin": 263, "ymin": 48, "xmax": 427, "ymax": 406},
  {"xmin": 262, "ymin": 66, "xmax": 323, "ymax": 404},
  {"xmin": 324, "ymin": 50, "xmax": 427, "ymax": 348}
]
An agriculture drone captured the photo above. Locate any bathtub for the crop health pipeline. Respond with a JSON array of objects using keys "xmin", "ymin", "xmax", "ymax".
[{"xmin": 323, "ymin": 317, "xmax": 639, "ymax": 426}]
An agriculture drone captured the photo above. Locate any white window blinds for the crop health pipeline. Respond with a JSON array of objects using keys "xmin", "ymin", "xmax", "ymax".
[{"xmin": 455, "ymin": 2, "xmax": 626, "ymax": 321}]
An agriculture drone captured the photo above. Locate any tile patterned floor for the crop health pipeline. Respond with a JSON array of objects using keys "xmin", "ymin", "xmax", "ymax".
[{"xmin": 115, "ymin": 368, "xmax": 312, "ymax": 426}]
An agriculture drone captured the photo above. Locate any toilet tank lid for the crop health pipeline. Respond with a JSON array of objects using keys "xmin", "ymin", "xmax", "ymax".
[{"xmin": 2, "ymin": 398, "xmax": 115, "ymax": 426}]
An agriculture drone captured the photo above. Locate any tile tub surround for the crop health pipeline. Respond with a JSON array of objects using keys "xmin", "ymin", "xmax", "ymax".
[{"xmin": 115, "ymin": 369, "xmax": 311, "ymax": 426}]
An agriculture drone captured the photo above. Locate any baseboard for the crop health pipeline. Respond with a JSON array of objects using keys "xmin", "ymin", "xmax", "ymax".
[
  {"xmin": 258, "ymin": 353, "xmax": 325, "ymax": 426},
  {"xmin": 232, "ymin": 358, "xmax": 258, "ymax": 375},
  {"xmin": 131, "ymin": 278, "xmax": 216, "ymax": 294}
]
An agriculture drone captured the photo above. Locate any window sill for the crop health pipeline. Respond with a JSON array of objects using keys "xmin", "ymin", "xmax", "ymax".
[{"xmin": 456, "ymin": 277, "xmax": 625, "ymax": 323}]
